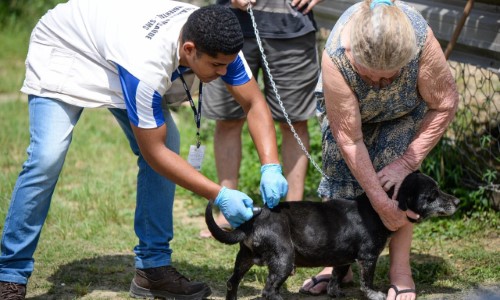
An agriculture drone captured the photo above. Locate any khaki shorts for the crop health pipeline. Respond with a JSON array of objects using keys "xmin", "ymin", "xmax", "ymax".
[{"xmin": 202, "ymin": 32, "xmax": 319, "ymax": 122}]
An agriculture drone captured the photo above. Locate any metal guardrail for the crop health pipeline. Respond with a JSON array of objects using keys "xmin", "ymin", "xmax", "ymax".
[{"xmin": 314, "ymin": 0, "xmax": 500, "ymax": 72}]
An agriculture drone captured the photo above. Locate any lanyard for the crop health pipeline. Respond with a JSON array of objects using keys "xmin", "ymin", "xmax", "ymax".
[{"xmin": 177, "ymin": 69, "xmax": 203, "ymax": 148}]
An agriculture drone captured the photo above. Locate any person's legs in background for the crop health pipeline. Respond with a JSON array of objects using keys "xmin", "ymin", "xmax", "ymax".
[
  {"xmin": 211, "ymin": 118, "xmax": 245, "ymax": 227},
  {"xmin": 0, "ymin": 96, "xmax": 83, "ymax": 298},
  {"xmin": 214, "ymin": 119, "xmax": 245, "ymax": 192},
  {"xmin": 279, "ymin": 120, "xmax": 309, "ymax": 201},
  {"xmin": 263, "ymin": 33, "xmax": 318, "ymax": 203}
]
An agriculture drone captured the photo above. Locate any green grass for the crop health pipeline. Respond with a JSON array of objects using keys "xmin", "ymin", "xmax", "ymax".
[
  {"xmin": 0, "ymin": 29, "xmax": 29, "ymax": 94},
  {"xmin": 0, "ymin": 100, "xmax": 499, "ymax": 299}
]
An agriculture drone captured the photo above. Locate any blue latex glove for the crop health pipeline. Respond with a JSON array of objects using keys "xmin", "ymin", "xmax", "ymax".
[
  {"xmin": 214, "ymin": 187, "xmax": 254, "ymax": 228},
  {"xmin": 260, "ymin": 164, "xmax": 288, "ymax": 209}
]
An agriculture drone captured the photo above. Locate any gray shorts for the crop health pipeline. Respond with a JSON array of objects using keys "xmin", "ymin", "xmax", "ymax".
[{"xmin": 202, "ymin": 32, "xmax": 319, "ymax": 122}]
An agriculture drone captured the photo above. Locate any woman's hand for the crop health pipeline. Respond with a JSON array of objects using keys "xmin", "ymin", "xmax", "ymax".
[
  {"xmin": 376, "ymin": 160, "xmax": 420, "ymax": 228},
  {"xmin": 377, "ymin": 159, "xmax": 414, "ymax": 200},
  {"xmin": 373, "ymin": 196, "xmax": 409, "ymax": 231}
]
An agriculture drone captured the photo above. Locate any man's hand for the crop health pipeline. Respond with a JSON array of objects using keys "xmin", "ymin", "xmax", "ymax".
[
  {"xmin": 230, "ymin": 0, "xmax": 256, "ymax": 10},
  {"xmin": 260, "ymin": 164, "xmax": 288, "ymax": 208},
  {"xmin": 214, "ymin": 187, "xmax": 254, "ymax": 228},
  {"xmin": 291, "ymin": 0, "xmax": 323, "ymax": 14}
]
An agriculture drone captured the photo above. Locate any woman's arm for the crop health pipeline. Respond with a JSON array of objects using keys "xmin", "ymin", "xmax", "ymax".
[
  {"xmin": 378, "ymin": 28, "xmax": 459, "ymax": 197},
  {"xmin": 406, "ymin": 28, "xmax": 458, "ymax": 168}
]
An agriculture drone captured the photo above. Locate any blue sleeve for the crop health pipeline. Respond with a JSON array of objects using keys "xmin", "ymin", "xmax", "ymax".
[
  {"xmin": 220, "ymin": 52, "xmax": 252, "ymax": 86},
  {"xmin": 117, "ymin": 64, "xmax": 165, "ymax": 128}
]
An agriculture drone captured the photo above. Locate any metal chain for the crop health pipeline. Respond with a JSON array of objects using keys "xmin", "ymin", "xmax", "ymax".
[{"xmin": 247, "ymin": 5, "xmax": 329, "ymax": 179}]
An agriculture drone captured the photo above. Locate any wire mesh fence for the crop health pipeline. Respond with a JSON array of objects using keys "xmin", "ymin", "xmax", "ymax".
[{"xmin": 446, "ymin": 62, "xmax": 499, "ymax": 206}]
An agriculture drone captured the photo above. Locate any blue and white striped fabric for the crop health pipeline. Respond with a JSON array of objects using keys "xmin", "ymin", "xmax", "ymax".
[
  {"xmin": 220, "ymin": 53, "xmax": 252, "ymax": 86},
  {"xmin": 118, "ymin": 65, "xmax": 164, "ymax": 128},
  {"xmin": 118, "ymin": 53, "xmax": 252, "ymax": 128}
]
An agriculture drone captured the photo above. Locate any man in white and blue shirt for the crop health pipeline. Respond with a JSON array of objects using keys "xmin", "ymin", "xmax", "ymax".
[{"xmin": 0, "ymin": 1, "xmax": 288, "ymax": 299}]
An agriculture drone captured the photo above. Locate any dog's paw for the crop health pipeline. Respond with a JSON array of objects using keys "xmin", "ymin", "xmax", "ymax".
[
  {"xmin": 326, "ymin": 288, "xmax": 345, "ymax": 298},
  {"xmin": 261, "ymin": 291, "xmax": 283, "ymax": 300}
]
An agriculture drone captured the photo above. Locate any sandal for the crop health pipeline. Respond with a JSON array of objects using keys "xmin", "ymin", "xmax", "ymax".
[
  {"xmin": 389, "ymin": 284, "xmax": 416, "ymax": 299},
  {"xmin": 299, "ymin": 276, "xmax": 330, "ymax": 296}
]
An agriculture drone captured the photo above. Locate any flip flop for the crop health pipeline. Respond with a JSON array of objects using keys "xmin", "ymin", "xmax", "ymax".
[
  {"xmin": 389, "ymin": 284, "xmax": 417, "ymax": 299},
  {"xmin": 299, "ymin": 276, "xmax": 330, "ymax": 296}
]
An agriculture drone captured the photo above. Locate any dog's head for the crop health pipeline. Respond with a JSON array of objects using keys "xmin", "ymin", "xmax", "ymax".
[{"xmin": 397, "ymin": 173, "xmax": 460, "ymax": 222}]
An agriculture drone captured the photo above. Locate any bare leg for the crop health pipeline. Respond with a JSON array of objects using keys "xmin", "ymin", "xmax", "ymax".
[
  {"xmin": 279, "ymin": 120, "xmax": 309, "ymax": 201},
  {"xmin": 213, "ymin": 119, "xmax": 245, "ymax": 189},
  {"xmin": 200, "ymin": 119, "xmax": 245, "ymax": 237},
  {"xmin": 213, "ymin": 119, "xmax": 246, "ymax": 223},
  {"xmin": 386, "ymin": 223, "xmax": 416, "ymax": 300}
]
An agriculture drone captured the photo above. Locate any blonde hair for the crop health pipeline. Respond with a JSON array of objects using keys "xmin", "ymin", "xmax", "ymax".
[{"xmin": 350, "ymin": 0, "xmax": 417, "ymax": 71}]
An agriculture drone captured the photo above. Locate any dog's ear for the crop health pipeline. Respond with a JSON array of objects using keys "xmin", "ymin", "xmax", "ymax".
[
  {"xmin": 387, "ymin": 186, "xmax": 408, "ymax": 211},
  {"xmin": 396, "ymin": 173, "xmax": 418, "ymax": 211},
  {"xmin": 398, "ymin": 195, "xmax": 408, "ymax": 211},
  {"xmin": 387, "ymin": 186, "xmax": 395, "ymax": 199}
]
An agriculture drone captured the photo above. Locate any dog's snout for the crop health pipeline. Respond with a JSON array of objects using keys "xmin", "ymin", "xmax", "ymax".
[{"xmin": 453, "ymin": 197, "xmax": 460, "ymax": 206}]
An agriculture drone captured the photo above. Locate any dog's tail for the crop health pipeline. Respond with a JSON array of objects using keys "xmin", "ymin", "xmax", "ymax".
[{"xmin": 205, "ymin": 202, "xmax": 247, "ymax": 245}]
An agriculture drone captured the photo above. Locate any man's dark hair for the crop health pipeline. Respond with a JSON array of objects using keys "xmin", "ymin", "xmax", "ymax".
[{"xmin": 182, "ymin": 5, "xmax": 244, "ymax": 57}]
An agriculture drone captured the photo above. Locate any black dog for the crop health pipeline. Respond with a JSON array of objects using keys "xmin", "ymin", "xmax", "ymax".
[{"xmin": 205, "ymin": 172, "xmax": 460, "ymax": 300}]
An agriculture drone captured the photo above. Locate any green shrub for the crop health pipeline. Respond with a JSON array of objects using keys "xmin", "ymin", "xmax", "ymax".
[{"xmin": 422, "ymin": 138, "xmax": 496, "ymax": 213}]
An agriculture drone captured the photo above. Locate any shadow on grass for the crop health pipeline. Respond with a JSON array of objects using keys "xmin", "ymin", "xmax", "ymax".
[
  {"xmin": 29, "ymin": 254, "xmax": 134, "ymax": 299},
  {"xmin": 27, "ymin": 254, "xmax": 261, "ymax": 299},
  {"xmin": 374, "ymin": 253, "xmax": 463, "ymax": 298},
  {"xmin": 225, "ymin": 252, "xmax": 464, "ymax": 300},
  {"xmin": 27, "ymin": 252, "xmax": 468, "ymax": 299}
]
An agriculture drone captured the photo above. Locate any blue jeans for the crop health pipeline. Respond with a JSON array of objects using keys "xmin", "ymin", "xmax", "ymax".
[{"xmin": 0, "ymin": 96, "xmax": 179, "ymax": 284}]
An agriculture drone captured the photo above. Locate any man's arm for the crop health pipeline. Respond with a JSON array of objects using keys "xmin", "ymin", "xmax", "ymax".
[
  {"xmin": 116, "ymin": 63, "xmax": 256, "ymax": 228},
  {"xmin": 225, "ymin": 77, "xmax": 288, "ymax": 208},
  {"xmin": 132, "ymin": 124, "xmax": 255, "ymax": 227},
  {"xmin": 132, "ymin": 124, "xmax": 221, "ymax": 200}
]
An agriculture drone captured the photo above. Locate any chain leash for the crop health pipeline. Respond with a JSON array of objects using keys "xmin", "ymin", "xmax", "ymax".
[{"xmin": 246, "ymin": 5, "xmax": 329, "ymax": 179}]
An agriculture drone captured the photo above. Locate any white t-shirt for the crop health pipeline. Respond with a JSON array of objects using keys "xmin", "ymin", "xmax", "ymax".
[{"xmin": 21, "ymin": 0, "xmax": 252, "ymax": 128}]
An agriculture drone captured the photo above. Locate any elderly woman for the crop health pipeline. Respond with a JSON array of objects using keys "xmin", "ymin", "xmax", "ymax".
[{"xmin": 299, "ymin": 0, "xmax": 458, "ymax": 299}]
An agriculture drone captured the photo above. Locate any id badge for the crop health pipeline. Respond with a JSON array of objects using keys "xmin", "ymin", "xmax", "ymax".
[{"xmin": 187, "ymin": 145, "xmax": 205, "ymax": 171}]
